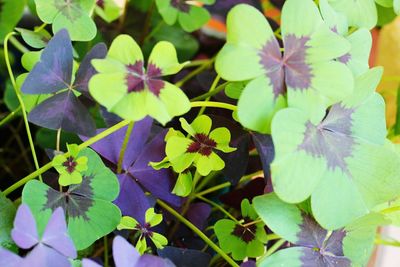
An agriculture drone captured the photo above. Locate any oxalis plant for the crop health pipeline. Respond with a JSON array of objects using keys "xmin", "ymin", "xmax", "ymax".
[{"xmin": 1, "ymin": 0, "xmax": 400, "ymax": 266}]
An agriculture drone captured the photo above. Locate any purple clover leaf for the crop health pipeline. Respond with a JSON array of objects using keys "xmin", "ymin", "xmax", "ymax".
[
  {"xmin": 80, "ymin": 119, "xmax": 181, "ymax": 223},
  {"xmin": 156, "ymin": 0, "xmax": 215, "ymax": 32},
  {"xmin": 52, "ymin": 144, "xmax": 88, "ymax": 186},
  {"xmin": 82, "ymin": 236, "xmax": 175, "ymax": 267},
  {"xmin": 89, "ymin": 35, "xmax": 190, "ymax": 125},
  {"xmin": 215, "ymin": 1, "xmax": 353, "ymax": 133},
  {"xmin": 214, "ymin": 199, "xmax": 268, "ymax": 260},
  {"xmin": 270, "ymin": 67, "xmax": 400, "ymax": 229},
  {"xmin": 0, "ymin": 204, "xmax": 77, "ymax": 267},
  {"xmin": 21, "ymin": 29, "xmax": 107, "ymax": 136},
  {"xmin": 162, "ymin": 115, "xmax": 236, "ymax": 177},
  {"xmin": 117, "ymin": 208, "xmax": 168, "ymax": 254}
]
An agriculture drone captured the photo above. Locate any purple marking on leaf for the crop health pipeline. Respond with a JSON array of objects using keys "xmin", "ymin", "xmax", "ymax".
[
  {"xmin": 259, "ymin": 34, "xmax": 312, "ymax": 95},
  {"xmin": 298, "ymin": 104, "xmax": 355, "ymax": 173},
  {"xmin": 126, "ymin": 61, "xmax": 165, "ymax": 96},
  {"xmin": 44, "ymin": 175, "xmax": 94, "ymax": 220},
  {"xmin": 171, "ymin": 0, "xmax": 190, "ymax": 13},
  {"xmin": 241, "ymin": 261, "xmax": 256, "ymax": 267},
  {"xmin": 252, "ymin": 133, "xmax": 274, "ymax": 179},
  {"xmin": 337, "ymin": 53, "xmax": 351, "ymax": 64},
  {"xmin": 73, "ymin": 43, "xmax": 108, "ymax": 97},
  {"xmin": 96, "ymin": 0, "xmax": 105, "ymax": 9},
  {"xmin": 21, "ymin": 29, "xmax": 73, "ymax": 94},
  {"xmin": 296, "ymin": 213, "xmax": 327, "ymax": 248},
  {"xmin": 186, "ymin": 133, "xmax": 217, "ymax": 156},
  {"xmin": 259, "ymin": 38, "xmax": 286, "ymax": 98},
  {"xmin": 283, "ymin": 34, "xmax": 312, "ymax": 90},
  {"xmin": 231, "ymin": 217, "xmax": 257, "ymax": 243},
  {"xmin": 62, "ymin": 156, "xmax": 77, "ymax": 173},
  {"xmin": 299, "ymin": 248, "xmax": 351, "ymax": 267},
  {"xmin": 324, "ymin": 229, "xmax": 347, "ymax": 256},
  {"xmin": 28, "ymin": 90, "xmax": 96, "ymax": 136}
]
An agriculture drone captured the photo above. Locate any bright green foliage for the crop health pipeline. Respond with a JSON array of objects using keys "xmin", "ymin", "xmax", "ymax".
[
  {"xmin": 0, "ymin": 0, "xmax": 25, "ymax": 43},
  {"xmin": 0, "ymin": 193, "xmax": 16, "ymax": 250},
  {"xmin": 172, "ymin": 170, "xmax": 192, "ymax": 197},
  {"xmin": 271, "ymin": 68, "xmax": 400, "ymax": 229},
  {"xmin": 95, "ymin": 0, "xmax": 124, "ymax": 22},
  {"xmin": 16, "ymin": 28, "xmax": 52, "ymax": 49},
  {"xmin": 52, "ymin": 144, "xmax": 88, "ymax": 186},
  {"xmin": 117, "ymin": 208, "xmax": 168, "ymax": 254},
  {"xmin": 34, "ymin": 0, "xmax": 97, "ymax": 41},
  {"xmin": 156, "ymin": 0, "xmax": 215, "ymax": 32},
  {"xmin": 22, "ymin": 148, "xmax": 121, "ymax": 250},
  {"xmin": 214, "ymin": 199, "xmax": 267, "ymax": 261},
  {"xmin": 89, "ymin": 35, "xmax": 191, "ymax": 125},
  {"xmin": 253, "ymin": 193, "xmax": 388, "ymax": 267},
  {"xmin": 327, "ymin": 0, "xmax": 377, "ymax": 29},
  {"xmin": 164, "ymin": 115, "xmax": 236, "ymax": 176}
]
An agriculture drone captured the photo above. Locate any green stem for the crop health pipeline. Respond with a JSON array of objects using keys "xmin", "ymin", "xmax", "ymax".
[
  {"xmin": 195, "ymin": 171, "xmax": 220, "ymax": 193},
  {"xmin": 239, "ymin": 170, "xmax": 264, "ymax": 184},
  {"xmin": 267, "ymin": 233, "xmax": 281, "ymax": 241},
  {"xmin": 197, "ymin": 74, "xmax": 221, "ymax": 116},
  {"xmin": 175, "ymin": 57, "xmax": 215, "ymax": 87},
  {"xmin": 196, "ymin": 182, "xmax": 231, "ymax": 197},
  {"xmin": 143, "ymin": 20, "xmax": 164, "ymax": 44},
  {"xmin": 117, "ymin": 121, "xmax": 135, "ymax": 174},
  {"xmin": 195, "ymin": 194, "xmax": 240, "ymax": 223},
  {"xmin": 4, "ymin": 32, "xmax": 41, "ymax": 181},
  {"xmin": 184, "ymin": 59, "xmax": 212, "ymax": 68},
  {"xmin": 190, "ymin": 101, "xmax": 237, "ymax": 111},
  {"xmin": 104, "ymin": 236, "xmax": 109, "ymax": 267},
  {"xmin": 375, "ymin": 237, "xmax": 400, "ymax": 247},
  {"xmin": 34, "ymin": 23, "xmax": 47, "ymax": 32},
  {"xmin": 0, "ymin": 106, "xmax": 21, "ymax": 127},
  {"xmin": 3, "ymin": 119, "xmax": 131, "ymax": 196},
  {"xmin": 56, "ymin": 128, "xmax": 61, "ymax": 152},
  {"xmin": 190, "ymin": 82, "xmax": 228, "ymax": 102},
  {"xmin": 9, "ymin": 36, "xmax": 29, "ymax": 54},
  {"xmin": 157, "ymin": 199, "xmax": 240, "ymax": 267},
  {"xmin": 264, "ymin": 239, "xmax": 286, "ymax": 258}
]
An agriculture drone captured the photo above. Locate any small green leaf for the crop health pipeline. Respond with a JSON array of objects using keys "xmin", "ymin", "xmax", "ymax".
[
  {"xmin": 0, "ymin": 193, "xmax": 16, "ymax": 250},
  {"xmin": 172, "ymin": 171, "xmax": 193, "ymax": 197}
]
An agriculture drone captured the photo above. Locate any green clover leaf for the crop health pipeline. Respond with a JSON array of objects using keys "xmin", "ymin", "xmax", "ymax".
[
  {"xmin": 271, "ymin": 67, "xmax": 400, "ymax": 229},
  {"xmin": 156, "ymin": 0, "xmax": 215, "ymax": 32},
  {"xmin": 118, "ymin": 208, "xmax": 168, "ymax": 254},
  {"xmin": 89, "ymin": 35, "xmax": 191, "ymax": 125},
  {"xmin": 214, "ymin": 199, "xmax": 267, "ymax": 261},
  {"xmin": 52, "ymin": 144, "xmax": 88, "ymax": 186},
  {"xmin": 172, "ymin": 170, "xmax": 192, "ymax": 197},
  {"xmin": 34, "ymin": 0, "xmax": 97, "ymax": 41},
  {"xmin": 216, "ymin": 1, "xmax": 353, "ymax": 133},
  {"xmin": 95, "ymin": 0, "xmax": 124, "ymax": 23},
  {"xmin": 165, "ymin": 115, "xmax": 236, "ymax": 176}
]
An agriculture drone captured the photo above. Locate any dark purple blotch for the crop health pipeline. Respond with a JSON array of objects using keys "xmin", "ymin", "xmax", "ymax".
[
  {"xmin": 296, "ymin": 213, "xmax": 351, "ymax": 267},
  {"xmin": 231, "ymin": 217, "xmax": 257, "ymax": 244},
  {"xmin": 62, "ymin": 156, "xmax": 78, "ymax": 173},
  {"xmin": 126, "ymin": 61, "xmax": 165, "ymax": 96},
  {"xmin": 298, "ymin": 104, "xmax": 355, "ymax": 174},
  {"xmin": 96, "ymin": 0, "xmax": 105, "ymax": 9},
  {"xmin": 337, "ymin": 53, "xmax": 351, "ymax": 64},
  {"xmin": 186, "ymin": 133, "xmax": 217, "ymax": 156},
  {"xmin": 171, "ymin": 0, "xmax": 190, "ymax": 13},
  {"xmin": 44, "ymin": 174, "xmax": 94, "ymax": 221},
  {"xmin": 258, "ymin": 34, "xmax": 313, "ymax": 97}
]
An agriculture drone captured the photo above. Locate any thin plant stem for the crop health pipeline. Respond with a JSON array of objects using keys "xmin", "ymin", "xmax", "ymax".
[
  {"xmin": 195, "ymin": 194, "xmax": 240, "ymax": 223},
  {"xmin": 375, "ymin": 237, "xmax": 400, "ymax": 247},
  {"xmin": 4, "ymin": 32, "xmax": 42, "ymax": 181},
  {"xmin": 184, "ymin": 59, "xmax": 212, "ymax": 68},
  {"xmin": 3, "ymin": 119, "xmax": 131, "ymax": 196},
  {"xmin": 175, "ymin": 57, "xmax": 215, "ymax": 87},
  {"xmin": 117, "ymin": 121, "xmax": 135, "ymax": 174},
  {"xmin": 196, "ymin": 182, "xmax": 231, "ymax": 197},
  {"xmin": 190, "ymin": 101, "xmax": 237, "ymax": 112},
  {"xmin": 9, "ymin": 36, "xmax": 29, "ymax": 53},
  {"xmin": 241, "ymin": 219, "xmax": 263, "ymax": 227},
  {"xmin": 197, "ymin": 74, "xmax": 221, "ymax": 116},
  {"xmin": 34, "ymin": 23, "xmax": 47, "ymax": 32},
  {"xmin": 104, "ymin": 236, "xmax": 109, "ymax": 267},
  {"xmin": 264, "ymin": 239, "xmax": 286, "ymax": 257},
  {"xmin": 0, "ymin": 106, "xmax": 21, "ymax": 127},
  {"xmin": 157, "ymin": 199, "xmax": 240, "ymax": 267},
  {"xmin": 239, "ymin": 170, "xmax": 264, "ymax": 183},
  {"xmin": 190, "ymin": 82, "xmax": 228, "ymax": 102},
  {"xmin": 267, "ymin": 233, "xmax": 281, "ymax": 241},
  {"xmin": 195, "ymin": 171, "xmax": 220, "ymax": 193},
  {"xmin": 143, "ymin": 20, "xmax": 165, "ymax": 44},
  {"xmin": 139, "ymin": 0, "xmax": 155, "ymax": 45},
  {"xmin": 56, "ymin": 128, "xmax": 61, "ymax": 152}
]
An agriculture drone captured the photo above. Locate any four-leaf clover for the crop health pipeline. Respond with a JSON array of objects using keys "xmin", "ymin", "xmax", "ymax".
[{"xmin": 89, "ymin": 35, "xmax": 191, "ymax": 125}]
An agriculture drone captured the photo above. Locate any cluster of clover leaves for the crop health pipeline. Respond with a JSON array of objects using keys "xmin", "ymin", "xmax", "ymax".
[{"xmin": 1, "ymin": 0, "xmax": 400, "ymax": 267}]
